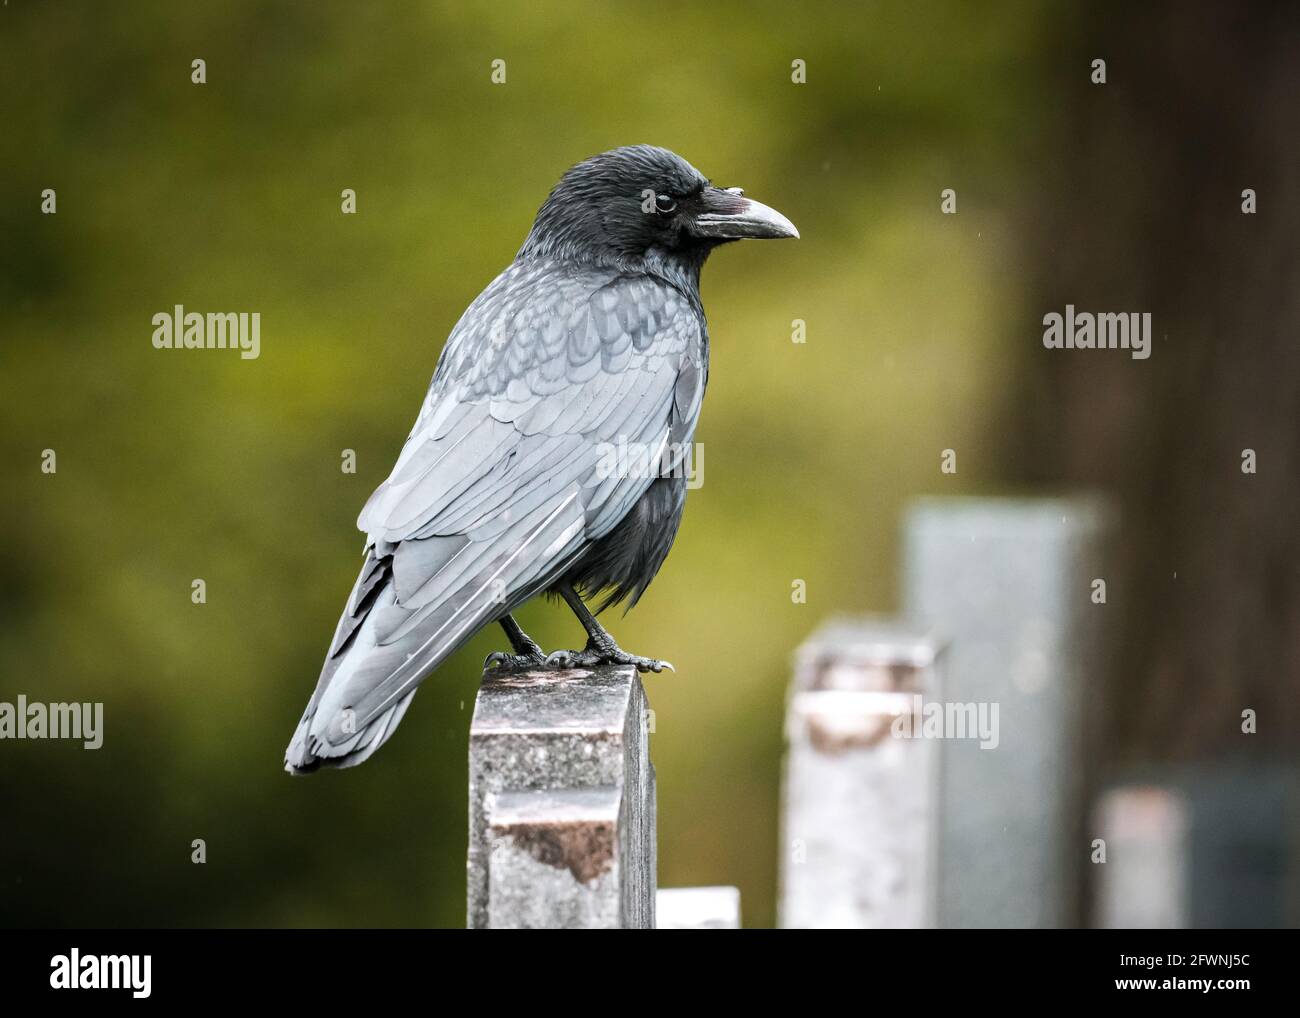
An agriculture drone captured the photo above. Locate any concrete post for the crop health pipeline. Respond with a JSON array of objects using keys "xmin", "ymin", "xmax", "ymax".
[
  {"xmin": 904, "ymin": 496, "xmax": 1113, "ymax": 928},
  {"xmin": 467, "ymin": 665, "xmax": 655, "ymax": 929},
  {"xmin": 779, "ymin": 618, "xmax": 942, "ymax": 928},
  {"xmin": 1094, "ymin": 784, "xmax": 1189, "ymax": 929}
]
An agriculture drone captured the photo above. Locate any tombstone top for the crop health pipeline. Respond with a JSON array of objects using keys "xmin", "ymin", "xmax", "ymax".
[
  {"xmin": 907, "ymin": 495, "xmax": 1116, "ymax": 540},
  {"xmin": 471, "ymin": 666, "xmax": 638, "ymax": 737},
  {"xmin": 789, "ymin": 617, "xmax": 943, "ymax": 750},
  {"xmin": 794, "ymin": 617, "xmax": 940, "ymax": 691}
]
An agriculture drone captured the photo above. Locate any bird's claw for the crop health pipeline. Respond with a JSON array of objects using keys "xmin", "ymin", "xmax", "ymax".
[
  {"xmin": 544, "ymin": 647, "xmax": 673, "ymax": 674},
  {"xmin": 484, "ymin": 650, "xmax": 548, "ymax": 672}
]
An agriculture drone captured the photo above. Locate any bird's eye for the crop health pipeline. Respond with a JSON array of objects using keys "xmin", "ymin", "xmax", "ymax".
[{"xmin": 655, "ymin": 193, "xmax": 677, "ymax": 214}]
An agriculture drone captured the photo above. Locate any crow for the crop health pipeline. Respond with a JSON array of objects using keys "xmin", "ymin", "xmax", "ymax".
[{"xmin": 285, "ymin": 145, "xmax": 797, "ymax": 773}]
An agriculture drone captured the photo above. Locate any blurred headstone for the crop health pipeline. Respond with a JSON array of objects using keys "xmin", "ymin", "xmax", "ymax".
[
  {"xmin": 1095, "ymin": 785, "xmax": 1189, "ymax": 928},
  {"xmin": 779, "ymin": 618, "xmax": 942, "ymax": 928},
  {"xmin": 904, "ymin": 497, "xmax": 1113, "ymax": 928},
  {"xmin": 1186, "ymin": 763, "xmax": 1297, "ymax": 928},
  {"xmin": 467, "ymin": 665, "xmax": 655, "ymax": 929},
  {"xmin": 1093, "ymin": 766, "xmax": 1299, "ymax": 928},
  {"xmin": 657, "ymin": 886, "xmax": 742, "ymax": 929}
]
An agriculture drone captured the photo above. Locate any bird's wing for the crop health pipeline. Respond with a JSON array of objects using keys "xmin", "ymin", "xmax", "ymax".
[{"xmin": 285, "ymin": 260, "xmax": 704, "ymax": 770}]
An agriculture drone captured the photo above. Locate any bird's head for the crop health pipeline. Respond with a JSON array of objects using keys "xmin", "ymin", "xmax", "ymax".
[{"xmin": 519, "ymin": 145, "xmax": 798, "ymax": 268}]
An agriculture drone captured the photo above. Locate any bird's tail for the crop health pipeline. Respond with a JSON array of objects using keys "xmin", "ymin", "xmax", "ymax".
[
  {"xmin": 285, "ymin": 687, "xmax": 416, "ymax": 774},
  {"xmin": 287, "ymin": 491, "xmax": 589, "ymax": 773},
  {"xmin": 285, "ymin": 549, "xmax": 441, "ymax": 774}
]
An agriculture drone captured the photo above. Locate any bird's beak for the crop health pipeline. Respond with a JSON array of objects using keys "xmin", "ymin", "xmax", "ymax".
[{"xmin": 692, "ymin": 186, "xmax": 799, "ymax": 240}]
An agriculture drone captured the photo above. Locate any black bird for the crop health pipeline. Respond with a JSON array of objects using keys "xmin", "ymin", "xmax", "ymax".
[{"xmin": 286, "ymin": 145, "xmax": 797, "ymax": 772}]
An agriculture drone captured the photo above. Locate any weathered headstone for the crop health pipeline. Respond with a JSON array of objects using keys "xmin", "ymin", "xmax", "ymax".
[
  {"xmin": 904, "ymin": 496, "xmax": 1112, "ymax": 928},
  {"xmin": 780, "ymin": 618, "xmax": 942, "ymax": 928},
  {"xmin": 468, "ymin": 665, "xmax": 655, "ymax": 929}
]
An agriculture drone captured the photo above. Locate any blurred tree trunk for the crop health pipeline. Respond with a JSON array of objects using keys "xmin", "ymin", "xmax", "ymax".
[{"xmin": 1008, "ymin": 1, "xmax": 1300, "ymax": 764}]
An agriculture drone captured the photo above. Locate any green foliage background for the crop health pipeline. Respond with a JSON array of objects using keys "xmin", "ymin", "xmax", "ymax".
[{"xmin": 1, "ymin": 2, "xmax": 1054, "ymax": 926}]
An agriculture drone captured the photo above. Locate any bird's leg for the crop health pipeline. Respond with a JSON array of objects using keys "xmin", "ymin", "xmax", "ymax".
[
  {"xmin": 545, "ymin": 584, "xmax": 673, "ymax": 674},
  {"xmin": 483, "ymin": 614, "xmax": 548, "ymax": 672}
]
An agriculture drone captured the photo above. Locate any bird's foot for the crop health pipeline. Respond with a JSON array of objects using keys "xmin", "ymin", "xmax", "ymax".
[
  {"xmin": 487, "ymin": 616, "xmax": 548, "ymax": 671},
  {"xmin": 483, "ymin": 650, "xmax": 549, "ymax": 672},
  {"xmin": 545, "ymin": 641, "xmax": 674, "ymax": 674}
]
